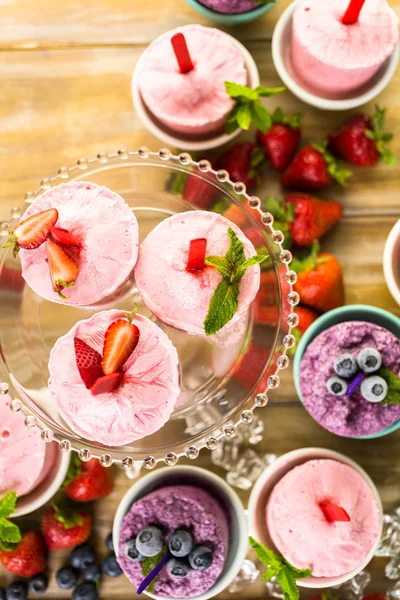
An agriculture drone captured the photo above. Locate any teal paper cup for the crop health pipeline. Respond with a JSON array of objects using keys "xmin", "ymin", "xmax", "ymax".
[
  {"xmin": 184, "ymin": 0, "xmax": 277, "ymax": 26},
  {"xmin": 293, "ymin": 304, "xmax": 400, "ymax": 439}
]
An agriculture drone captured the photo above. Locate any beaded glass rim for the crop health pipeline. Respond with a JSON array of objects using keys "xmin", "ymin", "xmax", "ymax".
[{"xmin": 0, "ymin": 148, "xmax": 299, "ymax": 470}]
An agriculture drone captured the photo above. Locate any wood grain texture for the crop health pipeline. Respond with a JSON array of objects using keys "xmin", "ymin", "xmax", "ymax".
[{"xmin": 0, "ymin": 0, "xmax": 400, "ymax": 597}]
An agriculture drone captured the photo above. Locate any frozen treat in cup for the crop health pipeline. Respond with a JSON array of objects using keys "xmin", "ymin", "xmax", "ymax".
[{"xmin": 184, "ymin": 0, "xmax": 278, "ymax": 26}]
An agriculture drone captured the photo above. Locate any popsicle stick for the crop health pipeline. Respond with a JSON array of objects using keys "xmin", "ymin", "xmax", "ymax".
[
  {"xmin": 342, "ymin": 0, "xmax": 366, "ymax": 24},
  {"xmin": 171, "ymin": 33, "xmax": 194, "ymax": 74},
  {"xmin": 137, "ymin": 551, "xmax": 172, "ymax": 595},
  {"xmin": 347, "ymin": 371, "xmax": 365, "ymax": 396},
  {"xmin": 320, "ymin": 504, "xmax": 351, "ymax": 523}
]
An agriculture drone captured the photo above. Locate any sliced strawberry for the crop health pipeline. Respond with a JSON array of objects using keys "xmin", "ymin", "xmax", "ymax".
[
  {"xmin": 320, "ymin": 503, "xmax": 351, "ymax": 523},
  {"xmin": 91, "ymin": 372, "xmax": 123, "ymax": 395},
  {"xmin": 50, "ymin": 226, "xmax": 80, "ymax": 247},
  {"xmin": 74, "ymin": 337, "xmax": 103, "ymax": 389},
  {"xmin": 46, "ymin": 238, "xmax": 79, "ymax": 299},
  {"xmin": 101, "ymin": 317, "xmax": 140, "ymax": 375},
  {"xmin": 4, "ymin": 208, "xmax": 58, "ymax": 257},
  {"xmin": 186, "ymin": 238, "xmax": 207, "ymax": 272}
]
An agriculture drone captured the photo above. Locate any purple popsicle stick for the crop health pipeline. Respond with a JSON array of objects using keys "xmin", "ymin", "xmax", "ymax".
[
  {"xmin": 137, "ymin": 551, "xmax": 172, "ymax": 595},
  {"xmin": 347, "ymin": 371, "xmax": 365, "ymax": 396}
]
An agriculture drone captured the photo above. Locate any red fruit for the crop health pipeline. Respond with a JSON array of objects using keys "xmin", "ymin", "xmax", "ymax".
[
  {"xmin": 0, "ymin": 531, "xmax": 46, "ymax": 577},
  {"xmin": 255, "ymin": 267, "xmax": 291, "ymax": 330},
  {"xmin": 220, "ymin": 142, "xmax": 265, "ymax": 189},
  {"xmin": 102, "ymin": 316, "xmax": 140, "ymax": 375},
  {"xmin": 46, "ymin": 238, "xmax": 79, "ymax": 299},
  {"xmin": 91, "ymin": 372, "xmax": 123, "ymax": 395},
  {"xmin": 320, "ymin": 503, "xmax": 351, "ymax": 523},
  {"xmin": 42, "ymin": 505, "xmax": 91, "ymax": 550},
  {"xmin": 293, "ymin": 246, "xmax": 344, "ymax": 313},
  {"xmin": 74, "ymin": 337, "xmax": 103, "ymax": 390},
  {"xmin": 282, "ymin": 144, "xmax": 351, "ymax": 191},
  {"xmin": 243, "ymin": 226, "xmax": 265, "ymax": 249},
  {"xmin": 50, "ymin": 226, "xmax": 80, "ymax": 247},
  {"xmin": 257, "ymin": 109, "xmax": 302, "ymax": 171},
  {"xmin": 294, "ymin": 305, "xmax": 319, "ymax": 335},
  {"xmin": 64, "ymin": 457, "xmax": 114, "ymax": 502},
  {"xmin": 4, "ymin": 208, "xmax": 58, "ymax": 257},
  {"xmin": 232, "ymin": 342, "xmax": 271, "ymax": 390},
  {"xmin": 182, "ymin": 160, "xmax": 219, "ymax": 209},
  {"xmin": 329, "ymin": 106, "xmax": 395, "ymax": 167},
  {"xmin": 363, "ymin": 595, "xmax": 388, "ymax": 600},
  {"xmin": 286, "ymin": 193, "xmax": 343, "ymax": 247},
  {"xmin": 186, "ymin": 238, "xmax": 207, "ymax": 272}
]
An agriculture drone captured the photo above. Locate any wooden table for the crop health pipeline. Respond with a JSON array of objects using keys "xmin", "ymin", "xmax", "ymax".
[{"xmin": 1, "ymin": 0, "xmax": 400, "ymax": 597}]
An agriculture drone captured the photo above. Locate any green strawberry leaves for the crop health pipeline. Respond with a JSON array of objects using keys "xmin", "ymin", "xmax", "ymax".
[
  {"xmin": 311, "ymin": 142, "xmax": 352, "ymax": 187},
  {"xmin": 225, "ymin": 82, "xmax": 285, "ymax": 134},
  {"xmin": 61, "ymin": 453, "xmax": 82, "ymax": 490},
  {"xmin": 364, "ymin": 105, "xmax": 396, "ymax": 165},
  {"xmin": 249, "ymin": 537, "xmax": 311, "ymax": 600},
  {"xmin": 142, "ymin": 547, "xmax": 168, "ymax": 594},
  {"xmin": 53, "ymin": 500, "xmax": 84, "ymax": 530},
  {"xmin": 379, "ymin": 368, "xmax": 400, "ymax": 405},
  {"xmin": 204, "ymin": 228, "xmax": 268, "ymax": 335},
  {"xmin": 271, "ymin": 107, "xmax": 303, "ymax": 129},
  {"xmin": 253, "ymin": 0, "xmax": 277, "ymax": 4},
  {"xmin": 0, "ymin": 492, "xmax": 21, "ymax": 552}
]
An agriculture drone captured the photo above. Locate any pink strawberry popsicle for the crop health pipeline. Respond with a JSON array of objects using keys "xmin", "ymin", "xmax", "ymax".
[
  {"xmin": 291, "ymin": 0, "xmax": 399, "ymax": 97},
  {"xmin": 48, "ymin": 310, "xmax": 180, "ymax": 447}
]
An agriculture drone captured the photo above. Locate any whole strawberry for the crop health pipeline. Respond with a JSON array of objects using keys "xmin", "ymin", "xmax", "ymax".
[
  {"xmin": 329, "ymin": 105, "xmax": 396, "ymax": 167},
  {"xmin": 282, "ymin": 143, "xmax": 351, "ymax": 191},
  {"xmin": 220, "ymin": 142, "xmax": 265, "ymax": 189},
  {"xmin": 286, "ymin": 193, "xmax": 342, "ymax": 247},
  {"xmin": 0, "ymin": 492, "xmax": 47, "ymax": 577},
  {"xmin": 292, "ymin": 244, "xmax": 344, "ymax": 313},
  {"xmin": 42, "ymin": 503, "xmax": 91, "ymax": 550},
  {"xmin": 294, "ymin": 305, "xmax": 320, "ymax": 335},
  {"xmin": 257, "ymin": 108, "xmax": 302, "ymax": 171},
  {"xmin": 63, "ymin": 454, "xmax": 114, "ymax": 502}
]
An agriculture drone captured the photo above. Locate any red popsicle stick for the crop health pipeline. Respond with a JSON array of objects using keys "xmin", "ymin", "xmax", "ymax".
[
  {"xmin": 320, "ymin": 503, "xmax": 351, "ymax": 523},
  {"xmin": 342, "ymin": 0, "xmax": 366, "ymax": 24},
  {"xmin": 171, "ymin": 33, "xmax": 194, "ymax": 74},
  {"xmin": 186, "ymin": 238, "xmax": 207, "ymax": 272}
]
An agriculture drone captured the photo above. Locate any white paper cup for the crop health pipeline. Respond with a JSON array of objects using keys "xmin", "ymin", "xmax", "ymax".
[
  {"xmin": 384, "ymin": 218, "xmax": 400, "ymax": 306},
  {"xmin": 113, "ymin": 465, "xmax": 248, "ymax": 600},
  {"xmin": 248, "ymin": 447, "xmax": 383, "ymax": 588}
]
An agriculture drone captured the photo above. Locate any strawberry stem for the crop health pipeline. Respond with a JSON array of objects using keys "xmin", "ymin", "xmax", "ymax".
[
  {"xmin": 128, "ymin": 303, "xmax": 138, "ymax": 323},
  {"xmin": 320, "ymin": 503, "xmax": 351, "ymax": 523},
  {"xmin": 342, "ymin": 0, "xmax": 366, "ymax": 24},
  {"xmin": 186, "ymin": 238, "xmax": 207, "ymax": 272},
  {"xmin": 171, "ymin": 33, "xmax": 194, "ymax": 74}
]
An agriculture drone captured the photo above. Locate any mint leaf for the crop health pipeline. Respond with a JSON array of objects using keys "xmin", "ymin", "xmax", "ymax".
[
  {"xmin": 0, "ymin": 520, "xmax": 21, "ymax": 545},
  {"xmin": 225, "ymin": 81, "xmax": 257, "ymax": 101},
  {"xmin": 204, "ymin": 279, "xmax": 240, "ymax": 336},
  {"xmin": 254, "ymin": 85, "xmax": 286, "ymax": 98},
  {"xmin": 0, "ymin": 492, "xmax": 17, "ymax": 519},
  {"xmin": 284, "ymin": 560, "xmax": 312, "ymax": 579},
  {"xmin": 225, "ymin": 228, "xmax": 247, "ymax": 273},
  {"xmin": 205, "ymin": 256, "xmax": 231, "ymax": 279},
  {"xmin": 249, "ymin": 537, "xmax": 281, "ymax": 570},
  {"xmin": 142, "ymin": 547, "xmax": 168, "ymax": 594},
  {"xmin": 236, "ymin": 104, "xmax": 253, "ymax": 131},
  {"xmin": 225, "ymin": 82, "xmax": 285, "ymax": 133},
  {"xmin": 379, "ymin": 368, "xmax": 400, "ymax": 404},
  {"xmin": 251, "ymin": 102, "xmax": 272, "ymax": 133},
  {"xmin": 277, "ymin": 564, "xmax": 300, "ymax": 600}
]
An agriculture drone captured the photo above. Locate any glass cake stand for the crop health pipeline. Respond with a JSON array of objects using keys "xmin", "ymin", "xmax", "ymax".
[{"xmin": 0, "ymin": 148, "xmax": 299, "ymax": 469}]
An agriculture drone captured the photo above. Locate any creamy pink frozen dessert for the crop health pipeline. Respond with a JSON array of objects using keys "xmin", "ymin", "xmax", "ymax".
[
  {"xmin": 137, "ymin": 24, "xmax": 248, "ymax": 137},
  {"xmin": 267, "ymin": 459, "xmax": 381, "ymax": 577},
  {"xmin": 291, "ymin": 0, "xmax": 399, "ymax": 97},
  {"xmin": 48, "ymin": 310, "xmax": 180, "ymax": 447},
  {"xmin": 135, "ymin": 211, "xmax": 262, "ymax": 336},
  {"xmin": 0, "ymin": 395, "xmax": 57, "ymax": 498},
  {"xmin": 19, "ymin": 182, "xmax": 139, "ymax": 306}
]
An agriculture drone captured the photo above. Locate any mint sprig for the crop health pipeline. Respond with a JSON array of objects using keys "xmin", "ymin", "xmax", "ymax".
[
  {"xmin": 364, "ymin": 105, "xmax": 396, "ymax": 166},
  {"xmin": 225, "ymin": 82, "xmax": 285, "ymax": 134},
  {"xmin": 379, "ymin": 368, "xmax": 400, "ymax": 405},
  {"xmin": 311, "ymin": 142, "xmax": 352, "ymax": 187},
  {"xmin": 204, "ymin": 228, "xmax": 268, "ymax": 335},
  {"xmin": 0, "ymin": 492, "xmax": 21, "ymax": 552},
  {"xmin": 142, "ymin": 547, "xmax": 168, "ymax": 594},
  {"xmin": 249, "ymin": 537, "xmax": 311, "ymax": 600}
]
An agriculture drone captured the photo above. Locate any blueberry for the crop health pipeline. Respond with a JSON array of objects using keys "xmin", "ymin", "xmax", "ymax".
[
  {"xmin": 167, "ymin": 558, "xmax": 191, "ymax": 578},
  {"xmin": 105, "ymin": 532, "xmax": 114, "ymax": 552},
  {"xmin": 360, "ymin": 375, "xmax": 388, "ymax": 403},
  {"xmin": 334, "ymin": 354, "xmax": 358, "ymax": 378},
  {"xmin": 102, "ymin": 553, "xmax": 123, "ymax": 577},
  {"xmin": 357, "ymin": 348, "xmax": 382, "ymax": 373},
  {"xmin": 28, "ymin": 573, "xmax": 48, "ymax": 595},
  {"xmin": 136, "ymin": 526, "xmax": 164, "ymax": 557},
  {"xmin": 71, "ymin": 543, "xmax": 96, "ymax": 569},
  {"xmin": 188, "ymin": 546, "xmax": 213, "ymax": 571},
  {"xmin": 5, "ymin": 582, "xmax": 28, "ymax": 600},
  {"xmin": 0, "ymin": 588, "xmax": 6, "ymax": 600},
  {"xmin": 72, "ymin": 582, "xmax": 98, "ymax": 600},
  {"xmin": 326, "ymin": 376, "xmax": 348, "ymax": 396},
  {"xmin": 84, "ymin": 563, "xmax": 103, "ymax": 582},
  {"xmin": 169, "ymin": 529, "xmax": 194, "ymax": 558},
  {"xmin": 125, "ymin": 537, "xmax": 144, "ymax": 562},
  {"xmin": 56, "ymin": 566, "xmax": 79, "ymax": 590}
]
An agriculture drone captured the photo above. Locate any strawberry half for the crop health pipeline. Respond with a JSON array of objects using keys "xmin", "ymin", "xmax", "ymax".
[
  {"xmin": 91, "ymin": 372, "xmax": 123, "ymax": 395},
  {"xmin": 4, "ymin": 208, "xmax": 58, "ymax": 257},
  {"xmin": 186, "ymin": 238, "xmax": 207, "ymax": 272},
  {"xmin": 101, "ymin": 315, "xmax": 140, "ymax": 375},
  {"xmin": 74, "ymin": 337, "xmax": 103, "ymax": 389},
  {"xmin": 46, "ymin": 238, "xmax": 79, "ymax": 299},
  {"xmin": 50, "ymin": 226, "xmax": 80, "ymax": 247}
]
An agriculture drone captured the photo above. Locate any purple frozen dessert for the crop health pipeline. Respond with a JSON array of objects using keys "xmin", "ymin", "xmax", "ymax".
[
  {"xmin": 118, "ymin": 485, "xmax": 229, "ymax": 598},
  {"xmin": 300, "ymin": 321, "xmax": 400, "ymax": 437},
  {"xmin": 197, "ymin": 0, "xmax": 266, "ymax": 14}
]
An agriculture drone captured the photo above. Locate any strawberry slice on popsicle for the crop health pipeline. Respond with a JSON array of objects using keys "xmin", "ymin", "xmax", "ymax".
[
  {"xmin": 50, "ymin": 226, "xmax": 80, "ymax": 247},
  {"xmin": 46, "ymin": 238, "xmax": 79, "ymax": 300},
  {"xmin": 101, "ymin": 315, "xmax": 140, "ymax": 376},
  {"xmin": 4, "ymin": 208, "xmax": 58, "ymax": 257}
]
